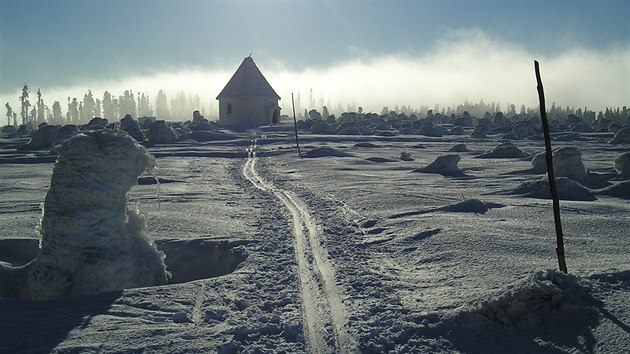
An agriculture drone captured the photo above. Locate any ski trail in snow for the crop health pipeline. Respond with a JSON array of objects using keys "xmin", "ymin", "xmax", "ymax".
[
  {"xmin": 192, "ymin": 283, "xmax": 206, "ymax": 326},
  {"xmin": 243, "ymin": 157, "xmax": 356, "ymax": 354}
]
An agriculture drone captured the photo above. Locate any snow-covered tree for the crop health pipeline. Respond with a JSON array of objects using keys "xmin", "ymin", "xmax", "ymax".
[
  {"xmin": 155, "ymin": 90, "xmax": 170, "ymax": 120},
  {"xmin": 5, "ymin": 103, "xmax": 13, "ymax": 126},
  {"xmin": 52, "ymin": 101, "xmax": 63, "ymax": 124},
  {"xmin": 81, "ymin": 90, "xmax": 96, "ymax": 122},
  {"xmin": 102, "ymin": 91, "xmax": 116, "ymax": 120},
  {"xmin": 19, "ymin": 84, "xmax": 30, "ymax": 125},
  {"xmin": 36, "ymin": 89, "xmax": 46, "ymax": 124}
]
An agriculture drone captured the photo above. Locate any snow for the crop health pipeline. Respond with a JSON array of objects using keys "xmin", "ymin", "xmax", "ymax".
[{"xmin": 1, "ymin": 121, "xmax": 629, "ymax": 353}]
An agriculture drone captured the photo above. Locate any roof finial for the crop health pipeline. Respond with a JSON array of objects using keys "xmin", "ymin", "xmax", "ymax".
[{"xmin": 248, "ymin": 53, "xmax": 252, "ymax": 58}]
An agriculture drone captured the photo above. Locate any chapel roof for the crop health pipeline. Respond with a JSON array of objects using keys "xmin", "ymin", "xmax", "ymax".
[{"xmin": 216, "ymin": 56, "xmax": 280, "ymax": 100}]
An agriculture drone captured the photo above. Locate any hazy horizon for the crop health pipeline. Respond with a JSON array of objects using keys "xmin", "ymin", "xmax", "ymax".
[{"xmin": 1, "ymin": 2, "xmax": 628, "ymax": 119}]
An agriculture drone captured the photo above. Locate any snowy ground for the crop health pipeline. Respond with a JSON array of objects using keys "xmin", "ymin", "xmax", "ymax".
[{"xmin": 1, "ymin": 125, "xmax": 629, "ymax": 353}]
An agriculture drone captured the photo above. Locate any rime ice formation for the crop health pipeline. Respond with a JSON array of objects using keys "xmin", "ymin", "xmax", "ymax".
[
  {"xmin": 413, "ymin": 154, "xmax": 465, "ymax": 177},
  {"xmin": 614, "ymin": 152, "xmax": 630, "ymax": 177},
  {"xmin": 0, "ymin": 130, "xmax": 169, "ymax": 300},
  {"xmin": 609, "ymin": 127, "xmax": 630, "ymax": 144}
]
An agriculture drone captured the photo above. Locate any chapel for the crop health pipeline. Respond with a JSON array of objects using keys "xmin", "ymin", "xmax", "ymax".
[{"xmin": 216, "ymin": 56, "xmax": 281, "ymax": 128}]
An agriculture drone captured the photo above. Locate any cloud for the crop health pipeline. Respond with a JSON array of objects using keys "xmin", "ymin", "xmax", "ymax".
[{"xmin": 2, "ymin": 30, "xmax": 627, "ymax": 119}]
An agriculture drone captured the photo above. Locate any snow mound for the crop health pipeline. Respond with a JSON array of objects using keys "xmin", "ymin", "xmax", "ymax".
[
  {"xmin": 614, "ymin": 152, "xmax": 630, "ymax": 177},
  {"xmin": 0, "ymin": 130, "xmax": 169, "ymax": 300},
  {"xmin": 609, "ymin": 127, "xmax": 630, "ymax": 144},
  {"xmin": 303, "ymin": 147, "xmax": 354, "ymax": 158},
  {"xmin": 413, "ymin": 154, "xmax": 466, "ymax": 177},
  {"xmin": 448, "ymin": 143, "xmax": 469, "ymax": 152},
  {"xmin": 595, "ymin": 180, "xmax": 630, "ymax": 199},
  {"xmin": 366, "ymin": 156, "xmax": 397, "ymax": 163},
  {"xmin": 353, "ymin": 142, "xmax": 381, "ymax": 148},
  {"xmin": 509, "ymin": 177, "xmax": 596, "ymax": 201},
  {"xmin": 478, "ymin": 142, "xmax": 526, "ymax": 158},
  {"xmin": 469, "ymin": 270, "xmax": 590, "ymax": 326},
  {"xmin": 442, "ymin": 199, "xmax": 504, "ymax": 213}
]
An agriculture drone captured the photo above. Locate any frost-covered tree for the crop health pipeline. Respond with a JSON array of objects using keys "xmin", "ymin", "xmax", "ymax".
[
  {"xmin": 155, "ymin": 90, "xmax": 170, "ymax": 120},
  {"xmin": 138, "ymin": 92, "xmax": 153, "ymax": 117},
  {"xmin": 36, "ymin": 89, "xmax": 46, "ymax": 124},
  {"xmin": 95, "ymin": 98, "xmax": 101, "ymax": 118},
  {"xmin": 5, "ymin": 103, "xmax": 14, "ymax": 126},
  {"xmin": 102, "ymin": 91, "xmax": 115, "ymax": 120},
  {"xmin": 81, "ymin": 90, "xmax": 96, "ymax": 122},
  {"xmin": 52, "ymin": 101, "xmax": 63, "ymax": 124},
  {"xmin": 19, "ymin": 84, "xmax": 30, "ymax": 125},
  {"xmin": 118, "ymin": 90, "xmax": 137, "ymax": 118},
  {"xmin": 29, "ymin": 107, "xmax": 37, "ymax": 123},
  {"xmin": 68, "ymin": 97, "xmax": 79, "ymax": 123}
]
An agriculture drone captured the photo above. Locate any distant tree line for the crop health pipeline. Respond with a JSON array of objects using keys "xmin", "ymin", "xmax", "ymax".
[
  {"xmin": 4, "ymin": 84, "xmax": 205, "ymax": 127},
  {"xmin": 4, "ymin": 85, "xmax": 628, "ymax": 127}
]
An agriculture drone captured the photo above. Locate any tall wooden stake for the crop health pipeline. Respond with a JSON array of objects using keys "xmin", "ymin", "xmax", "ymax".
[
  {"xmin": 291, "ymin": 93, "xmax": 302, "ymax": 158},
  {"xmin": 535, "ymin": 60, "xmax": 568, "ymax": 274}
]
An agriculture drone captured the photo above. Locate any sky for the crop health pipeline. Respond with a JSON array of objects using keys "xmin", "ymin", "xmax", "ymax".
[{"xmin": 0, "ymin": 0, "xmax": 628, "ymax": 118}]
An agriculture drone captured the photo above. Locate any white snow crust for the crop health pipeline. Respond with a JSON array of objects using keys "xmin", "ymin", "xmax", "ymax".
[{"xmin": 1, "ymin": 121, "xmax": 628, "ymax": 353}]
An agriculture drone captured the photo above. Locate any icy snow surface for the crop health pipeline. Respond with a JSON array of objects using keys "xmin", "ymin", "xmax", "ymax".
[{"xmin": 1, "ymin": 125, "xmax": 629, "ymax": 353}]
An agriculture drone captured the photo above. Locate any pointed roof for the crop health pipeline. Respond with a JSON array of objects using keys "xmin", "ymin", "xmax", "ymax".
[{"xmin": 216, "ymin": 56, "xmax": 280, "ymax": 100}]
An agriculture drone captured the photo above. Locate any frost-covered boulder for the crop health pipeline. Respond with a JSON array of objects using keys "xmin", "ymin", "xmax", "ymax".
[
  {"xmin": 52, "ymin": 124, "xmax": 80, "ymax": 150},
  {"xmin": 609, "ymin": 127, "xmax": 630, "ymax": 144},
  {"xmin": 120, "ymin": 115, "xmax": 147, "ymax": 142},
  {"xmin": 470, "ymin": 124, "xmax": 491, "ymax": 138},
  {"xmin": 512, "ymin": 122, "xmax": 535, "ymax": 139},
  {"xmin": 614, "ymin": 152, "xmax": 630, "ymax": 177},
  {"xmin": 450, "ymin": 126, "xmax": 465, "ymax": 135},
  {"xmin": 449, "ymin": 143, "xmax": 469, "ymax": 152},
  {"xmin": 0, "ymin": 130, "xmax": 169, "ymax": 300},
  {"xmin": 530, "ymin": 152, "xmax": 548, "ymax": 174},
  {"xmin": 23, "ymin": 124, "xmax": 59, "ymax": 150},
  {"xmin": 84, "ymin": 117, "xmax": 109, "ymax": 130},
  {"xmin": 1, "ymin": 125, "xmax": 18, "ymax": 138},
  {"xmin": 553, "ymin": 147, "xmax": 587, "ymax": 181},
  {"xmin": 413, "ymin": 154, "xmax": 465, "ymax": 177},
  {"xmin": 148, "ymin": 120, "xmax": 179, "ymax": 143},
  {"xmin": 310, "ymin": 121, "xmax": 335, "ymax": 134}
]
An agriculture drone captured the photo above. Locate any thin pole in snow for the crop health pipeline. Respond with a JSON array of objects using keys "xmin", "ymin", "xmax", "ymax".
[
  {"xmin": 291, "ymin": 93, "xmax": 302, "ymax": 158},
  {"xmin": 534, "ymin": 60, "xmax": 568, "ymax": 274}
]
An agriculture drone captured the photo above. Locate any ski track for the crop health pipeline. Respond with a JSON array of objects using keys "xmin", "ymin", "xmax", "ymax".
[{"xmin": 243, "ymin": 156, "xmax": 356, "ymax": 354}]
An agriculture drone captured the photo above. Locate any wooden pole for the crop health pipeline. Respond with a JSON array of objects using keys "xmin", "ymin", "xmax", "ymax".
[
  {"xmin": 534, "ymin": 60, "xmax": 568, "ymax": 274},
  {"xmin": 291, "ymin": 93, "xmax": 302, "ymax": 158}
]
